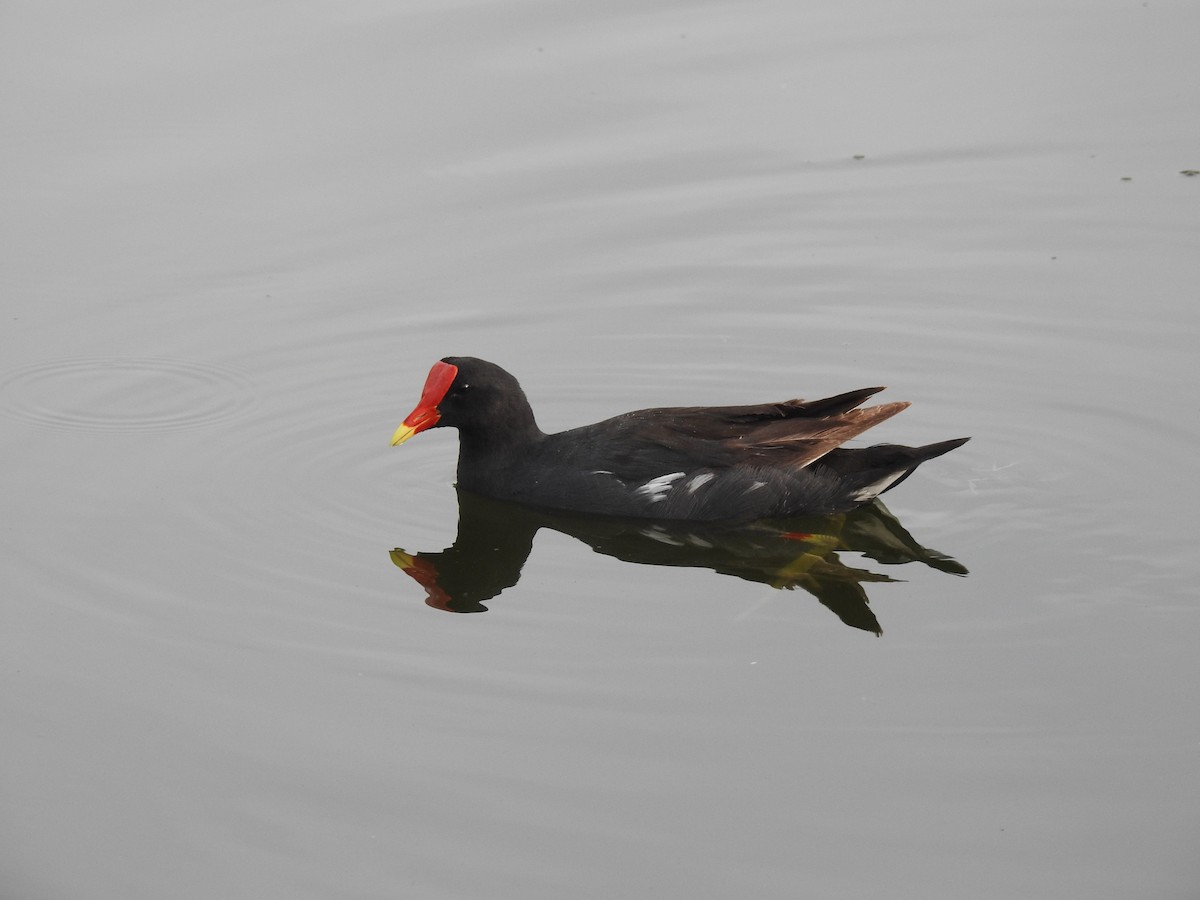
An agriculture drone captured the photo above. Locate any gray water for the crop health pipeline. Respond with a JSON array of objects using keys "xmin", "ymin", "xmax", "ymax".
[{"xmin": 3, "ymin": 2, "xmax": 1199, "ymax": 898}]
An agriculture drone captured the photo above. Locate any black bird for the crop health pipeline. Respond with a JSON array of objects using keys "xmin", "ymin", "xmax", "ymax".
[{"xmin": 391, "ymin": 357, "xmax": 968, "ymax": 521}]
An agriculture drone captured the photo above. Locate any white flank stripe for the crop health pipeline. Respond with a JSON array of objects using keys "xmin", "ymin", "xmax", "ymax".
[
  {"xmin": 686, "ymin": 472, "xmax": 716, "ymax": 494},
  {"xmin": 635, "ymin": 472, "xmax": 686, "ymax": 502}
]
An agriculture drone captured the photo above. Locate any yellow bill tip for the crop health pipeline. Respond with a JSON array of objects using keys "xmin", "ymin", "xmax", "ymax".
[{"xmin": 391, "ymin": 423, "xmax": 418, "ymax": 446}]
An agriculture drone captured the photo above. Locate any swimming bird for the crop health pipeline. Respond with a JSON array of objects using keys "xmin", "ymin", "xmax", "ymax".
[{"xmin": 391, "ymin": 357, "xmax": 968, "ymax": 521}]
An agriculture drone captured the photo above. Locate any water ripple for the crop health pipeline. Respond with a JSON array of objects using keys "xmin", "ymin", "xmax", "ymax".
[{"xmin": 0, "ymin": 356, "xmax": 256, "ymax": 433}]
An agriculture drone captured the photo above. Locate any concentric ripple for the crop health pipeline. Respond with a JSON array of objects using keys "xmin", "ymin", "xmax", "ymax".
[{"xmin": 0, "ymin": 357, "xmax": 256, "ymax": 433}]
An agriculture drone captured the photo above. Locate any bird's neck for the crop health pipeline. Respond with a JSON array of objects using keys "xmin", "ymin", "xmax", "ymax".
[{"xmin": 456, "ymin": 404, "xmax": 545, "ymax": 475}]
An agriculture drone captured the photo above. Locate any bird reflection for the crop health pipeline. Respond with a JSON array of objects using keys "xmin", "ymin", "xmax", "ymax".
[{"xmin": 390, "ymin": 488, "xmax": 966, "ymax": 634}]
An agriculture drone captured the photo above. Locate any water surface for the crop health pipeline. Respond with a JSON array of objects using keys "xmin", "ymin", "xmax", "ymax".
[{"xmin": 3, "ymin": 1, "xmax": 1198, "ymax": 898}]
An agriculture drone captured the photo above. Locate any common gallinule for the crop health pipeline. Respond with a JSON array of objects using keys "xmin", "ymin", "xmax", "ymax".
[{"xmin": 391, "ymin": 357, "xmax": 968, "ymax": 521}]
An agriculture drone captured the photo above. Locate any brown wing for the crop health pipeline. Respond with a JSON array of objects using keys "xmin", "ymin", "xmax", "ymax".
[
  {"xmin": 602, "ymin": 387, "xmax": 909, "ymax": 473},
  {"xmin": 730, "ymin": 400, "xmax": 911, "ymax": 467}
]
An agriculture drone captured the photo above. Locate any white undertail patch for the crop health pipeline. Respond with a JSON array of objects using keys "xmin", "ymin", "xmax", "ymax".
[
  {"xmin": 851, "ymin": 470, "xmax": 906, "ymax": 501},
  {"xmin": 635, "ymin": 472, "xmax": 686, "ymax": 502}
]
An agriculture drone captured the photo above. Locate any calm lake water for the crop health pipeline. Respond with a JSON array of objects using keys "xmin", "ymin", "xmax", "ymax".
[{"xmin": 3, "ymin": 1, "xmax": 1198, "ymax": 897}]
